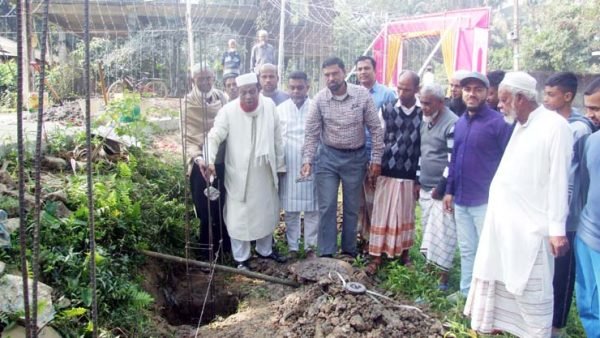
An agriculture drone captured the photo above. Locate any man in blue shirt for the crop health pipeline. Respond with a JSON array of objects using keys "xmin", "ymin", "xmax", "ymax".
[
  {"xmin": 355, "ymin": 55, "xmax": 396, "ymax": 251},
  {"xmin": 575, "ymin": 77, "xmax": 600, "ymax": 337},
  {"xmin": 443, "ymin": 71, "xmax": 513, "ymax": 299}
]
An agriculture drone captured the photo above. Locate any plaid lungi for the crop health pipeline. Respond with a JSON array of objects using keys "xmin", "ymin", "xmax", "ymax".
[
  {"xmin": 368, "ymin": 176, "xmax": 415, "ymax": 257},
  {"xmin": 420, "ymin": 198, "xmax": 457, "ymax": 271},
  {"xmin": 464, "ymin": 244, "xmax": 554, "ymax": 337}
]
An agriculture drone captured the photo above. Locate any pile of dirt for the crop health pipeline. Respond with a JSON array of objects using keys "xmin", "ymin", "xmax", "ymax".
[{"xmin": 270, "ymin": 278, "xmax": 444, "ymax": 338}]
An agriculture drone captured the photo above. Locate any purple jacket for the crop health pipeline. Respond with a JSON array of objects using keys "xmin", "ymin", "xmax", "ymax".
[{"xmin": 446, "ymin": 104, "xmax": 514, "ymax": 206}]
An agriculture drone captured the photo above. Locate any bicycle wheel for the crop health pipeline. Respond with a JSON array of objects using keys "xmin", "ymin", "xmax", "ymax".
[
  {"xmin": 107, "ymin": 80, "xmax": 126, "ymax": 99},
  {"xmin": 142, "ymin": 80, "xmax": 168, "ymax": 98}
]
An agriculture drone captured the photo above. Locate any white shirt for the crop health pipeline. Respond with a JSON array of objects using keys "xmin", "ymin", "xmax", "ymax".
[{"xmin": 472, "ymin": 106, "xmax": 573, "ymax": 295}]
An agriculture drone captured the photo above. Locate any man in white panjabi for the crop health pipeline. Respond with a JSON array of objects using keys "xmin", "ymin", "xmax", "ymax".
[
  {"xmin": 464, "ymin": 72, "xmax": 573, "ymax": 337},
  {"xmin": 205, "ymin": 73, "xmax": 286, "ymax": 270},
  {"xmin": 278, "ymin": 71, "xmax": 319, "ymax": 259}
]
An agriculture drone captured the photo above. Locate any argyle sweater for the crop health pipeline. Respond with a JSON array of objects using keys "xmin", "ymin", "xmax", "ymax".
[{"xmin": 380, "ymin": 100, "xmax": 421, "ymax": 180}]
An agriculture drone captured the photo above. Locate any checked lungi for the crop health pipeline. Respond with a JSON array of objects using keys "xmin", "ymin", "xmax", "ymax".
[
  {"xmin": 368, "ymin": 176, "xmax": 415, "ymax": 257},
  {"xmin": 420, "ymin": 196, "xmax": 457, "ymax": 271}
]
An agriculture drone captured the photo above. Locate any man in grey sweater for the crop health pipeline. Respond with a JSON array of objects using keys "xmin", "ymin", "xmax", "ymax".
[{"xmin": 417, "ymin": 83, "xmax": 458, "ymax": 290}]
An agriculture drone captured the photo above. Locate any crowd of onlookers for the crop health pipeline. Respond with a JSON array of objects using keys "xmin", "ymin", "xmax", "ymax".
[{"xmin": 184, "ymin": 28, "xmax": 600, "ymax": 337}]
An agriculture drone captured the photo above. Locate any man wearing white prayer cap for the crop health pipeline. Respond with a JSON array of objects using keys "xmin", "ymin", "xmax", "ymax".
[
  {"xmin": 203, "ymin": 72, "xmax": 287, "ymax": 270},
  {"xmin": 464, "ymin": 71, "xmax": 573, "ymax": 337}
]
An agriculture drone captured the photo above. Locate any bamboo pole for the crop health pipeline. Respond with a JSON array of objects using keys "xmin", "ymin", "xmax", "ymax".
[{"xmin": 140, "ymin": 250, "xmax": 301, "ymax": 288}]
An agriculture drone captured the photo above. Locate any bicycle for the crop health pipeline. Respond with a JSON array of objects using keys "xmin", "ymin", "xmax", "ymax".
[{"xmin": 107, "ymin": 71, "xmax": 168, "ymax": 99}]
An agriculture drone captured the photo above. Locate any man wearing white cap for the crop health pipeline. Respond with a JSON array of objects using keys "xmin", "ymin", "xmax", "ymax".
[
  {"xmin": 464, "ymin": 71, "xmax": 573, "ymax": 337},
  {"xmin": 205, "ymin": 72, "xmax": 287, "ymax": 270}
]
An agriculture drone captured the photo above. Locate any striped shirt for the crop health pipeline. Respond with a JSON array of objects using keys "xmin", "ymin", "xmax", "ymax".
[{"xmin": 301, "ymin": 82, "xmax": 384, "ymax": 164}]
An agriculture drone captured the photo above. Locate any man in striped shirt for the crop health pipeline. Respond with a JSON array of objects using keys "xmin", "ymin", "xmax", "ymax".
[{"xmin": 300, "ymin": 56, "xmax": 384, "ymax": 257}]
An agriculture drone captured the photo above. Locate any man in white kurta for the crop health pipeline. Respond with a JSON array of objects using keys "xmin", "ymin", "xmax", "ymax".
[
  {"xmin": 464, "ymin": 72, "xmax": 573, "ymax": 337},
  {"xmin": 278, "ymin": 71, "xmax": 319, "ymax": 258},
  {"xmin": 206, "ymin": 73, "xmax": 286, "ymax": 270}
]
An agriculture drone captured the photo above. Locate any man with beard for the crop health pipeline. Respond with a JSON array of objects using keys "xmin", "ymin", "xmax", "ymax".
[
  {"xmin": 301, "ymin": 56, "xmax": 384, "ymax": 258},
  {"xmin": 443, "ymin": 71, "xmax": 513, "ymax": 302},
  {"xmin": 418, "ymin": 83, "xmax": 459, "ymax": 290},
  {"xmin": 204, "ymin": 73, "xmax": 286, "ymax": 270},
  {"xmin": 184, "ymin": 63, "xmax": 231, "ymax": 260},
  {"xmin": 464, "ymin": 71, "xmax": 572, "ymax": 337},
  {"xmin": 259, "ymin": 63, "xmax": 289, "ymax": 106},
  {"xmin": 354, "ymin": 55, "xmax": 396, "ymax": 251}
]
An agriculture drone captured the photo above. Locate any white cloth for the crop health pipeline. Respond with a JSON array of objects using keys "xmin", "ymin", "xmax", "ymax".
[
  {"xmin": 471, "ymin": 106, "xmax": 573, "ymax": 295},
  {"xmin": 231, "ymin": 234, "xmax": 273, "ymax": 263},
  {"xmin": 420, "ymin": 189, "xmax": 457, "ymax": 271},
  {"xmin": 278, "ymin": 98, "xmax": 318, "ymax": 212},
  {"xmin": 465, "ymin": 243, "xmax": 554, "ymax": 337},
  {"xmin": 236, "ymin": 73, "xmax": 258, "ymax": 86},
  {"xmin": 419, "ymin": 189, "xmax": 434, "ymax": 234},
  {"xmin": 207, "ymin": 96, "xmax": 285, "ymax": 241},
  {"xmin": 284, "ymin": 211, "xmax": 319, "ymax": 251}
]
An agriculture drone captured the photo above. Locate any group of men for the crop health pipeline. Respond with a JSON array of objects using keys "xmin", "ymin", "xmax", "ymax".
[{"xmin": 183, "ymin": 52, "xmax": 600, "ymax": 337}]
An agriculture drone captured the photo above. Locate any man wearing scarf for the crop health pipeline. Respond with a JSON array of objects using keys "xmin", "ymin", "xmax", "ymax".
[
  {"xmin": 184, "ymin": 63, "xmax": 231, "ymax": 260},
  {"xmin": 205, "ymin": 73, "xmax": 287, "ymax": 270}
]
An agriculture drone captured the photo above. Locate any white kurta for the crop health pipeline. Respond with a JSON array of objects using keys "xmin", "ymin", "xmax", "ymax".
[
  {"xmin": 471, "ymin": 106, "xmax": 573, "ymax": 295},
  {"xmin": 207, "ymin": 96, "xmax": 286, "ymax": 241},
  {"xmin": 278, "ymin": 98, "xmax": 318, "ymax": 212}
]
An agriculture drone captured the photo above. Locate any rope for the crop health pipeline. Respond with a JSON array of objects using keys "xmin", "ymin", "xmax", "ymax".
[
  {"xmin": 16, "ymin": 0, "xmax": 32, "ymax": 335},
  {"xmin": 194, "ymin": 241, "xmax": 221, "ymax": 338},
  {"xmin": 83, "ymin": 0, "xmax": 99, "ymax": 335},
  {"xmin": 31, "ymin": 0, "xmax": 50, "ymax": 335}
]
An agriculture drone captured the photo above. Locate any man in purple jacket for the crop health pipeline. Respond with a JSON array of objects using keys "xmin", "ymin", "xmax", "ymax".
[{"xmin": 443, "ymin": 71, "xmax": 514, "ymax": 300}]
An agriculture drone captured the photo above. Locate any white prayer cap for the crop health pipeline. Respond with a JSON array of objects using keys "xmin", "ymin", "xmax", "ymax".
[
  {"xmin": 500, "ymin": 71, "xmax": 537, "ymax": 94},
  {"xmin": 235, "ymin": 73, "xmax": 258, "ymax": 87}
]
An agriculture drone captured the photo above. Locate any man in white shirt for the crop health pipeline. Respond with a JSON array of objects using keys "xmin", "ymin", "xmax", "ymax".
[
  {"xmin": 464, "ymin": 71, "xmax": 573, "ymax": 337},
  {"xmin": 278, "ymin": 71, "xmax": 319, "ymax": 259}
]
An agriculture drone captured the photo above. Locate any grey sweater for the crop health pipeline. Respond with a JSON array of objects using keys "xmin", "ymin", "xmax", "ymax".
[{"xmin": 418, "ymin": 107, "xmax": 458, "ymax": 191}]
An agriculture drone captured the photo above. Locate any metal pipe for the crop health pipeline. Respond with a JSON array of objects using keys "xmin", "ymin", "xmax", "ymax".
[{"xmin": 140, "ymin": 250, "xmax": 301, "ymax": 288}]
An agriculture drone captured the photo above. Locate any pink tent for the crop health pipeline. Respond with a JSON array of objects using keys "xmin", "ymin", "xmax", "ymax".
[{"xmin": 372, "ymin": 7, "xmax": 491, "ymax": 85}]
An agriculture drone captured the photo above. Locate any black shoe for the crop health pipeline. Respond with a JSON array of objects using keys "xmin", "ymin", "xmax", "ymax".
[
  {"xmin": 257, "ymin": 251, "xmax": 287, "ymax": 263},
  {"xmin": 237, "ymin": 260, "xmax": 251, "ymax": 271}
]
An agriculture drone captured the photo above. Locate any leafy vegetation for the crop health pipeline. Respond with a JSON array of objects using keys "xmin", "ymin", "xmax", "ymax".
[{"xmin": 0, "ymin": 109, "xmax": 189, "ymax": 335}]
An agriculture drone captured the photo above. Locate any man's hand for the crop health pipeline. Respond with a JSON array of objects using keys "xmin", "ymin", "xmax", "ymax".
[
  {"xmin": 300, "ymin": 163, "xmax": 312, "ymax": 178},
  {"xmin": 549, "ymin": 236, "xmax": 570, "ymax": 257},
  {"xmin": 195, "ymin": 157, "xmax": 209, "ymax": 181},
  {"xmin": 368, "ymin": 164, "xmax": 382, "ymax": 189},
  {"xmin": 205, "ymin": 164, "xmax": 216, "ymax": 180},
  {"xmin": 413, "ymin": 184, "xmax": 420, "ymax": 201},
  {"xmin": 430, "ymin": 188, "xmax": 438, "ymax": 199},
  {"xmin": 443, "ymin": 194, "xmax": 454, "ymax": 213}
]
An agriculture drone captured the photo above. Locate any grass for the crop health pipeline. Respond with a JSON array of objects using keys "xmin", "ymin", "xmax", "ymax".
[{"xmin": 376, "ymin": 206, "xmax": 586, "ymax": 338}]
